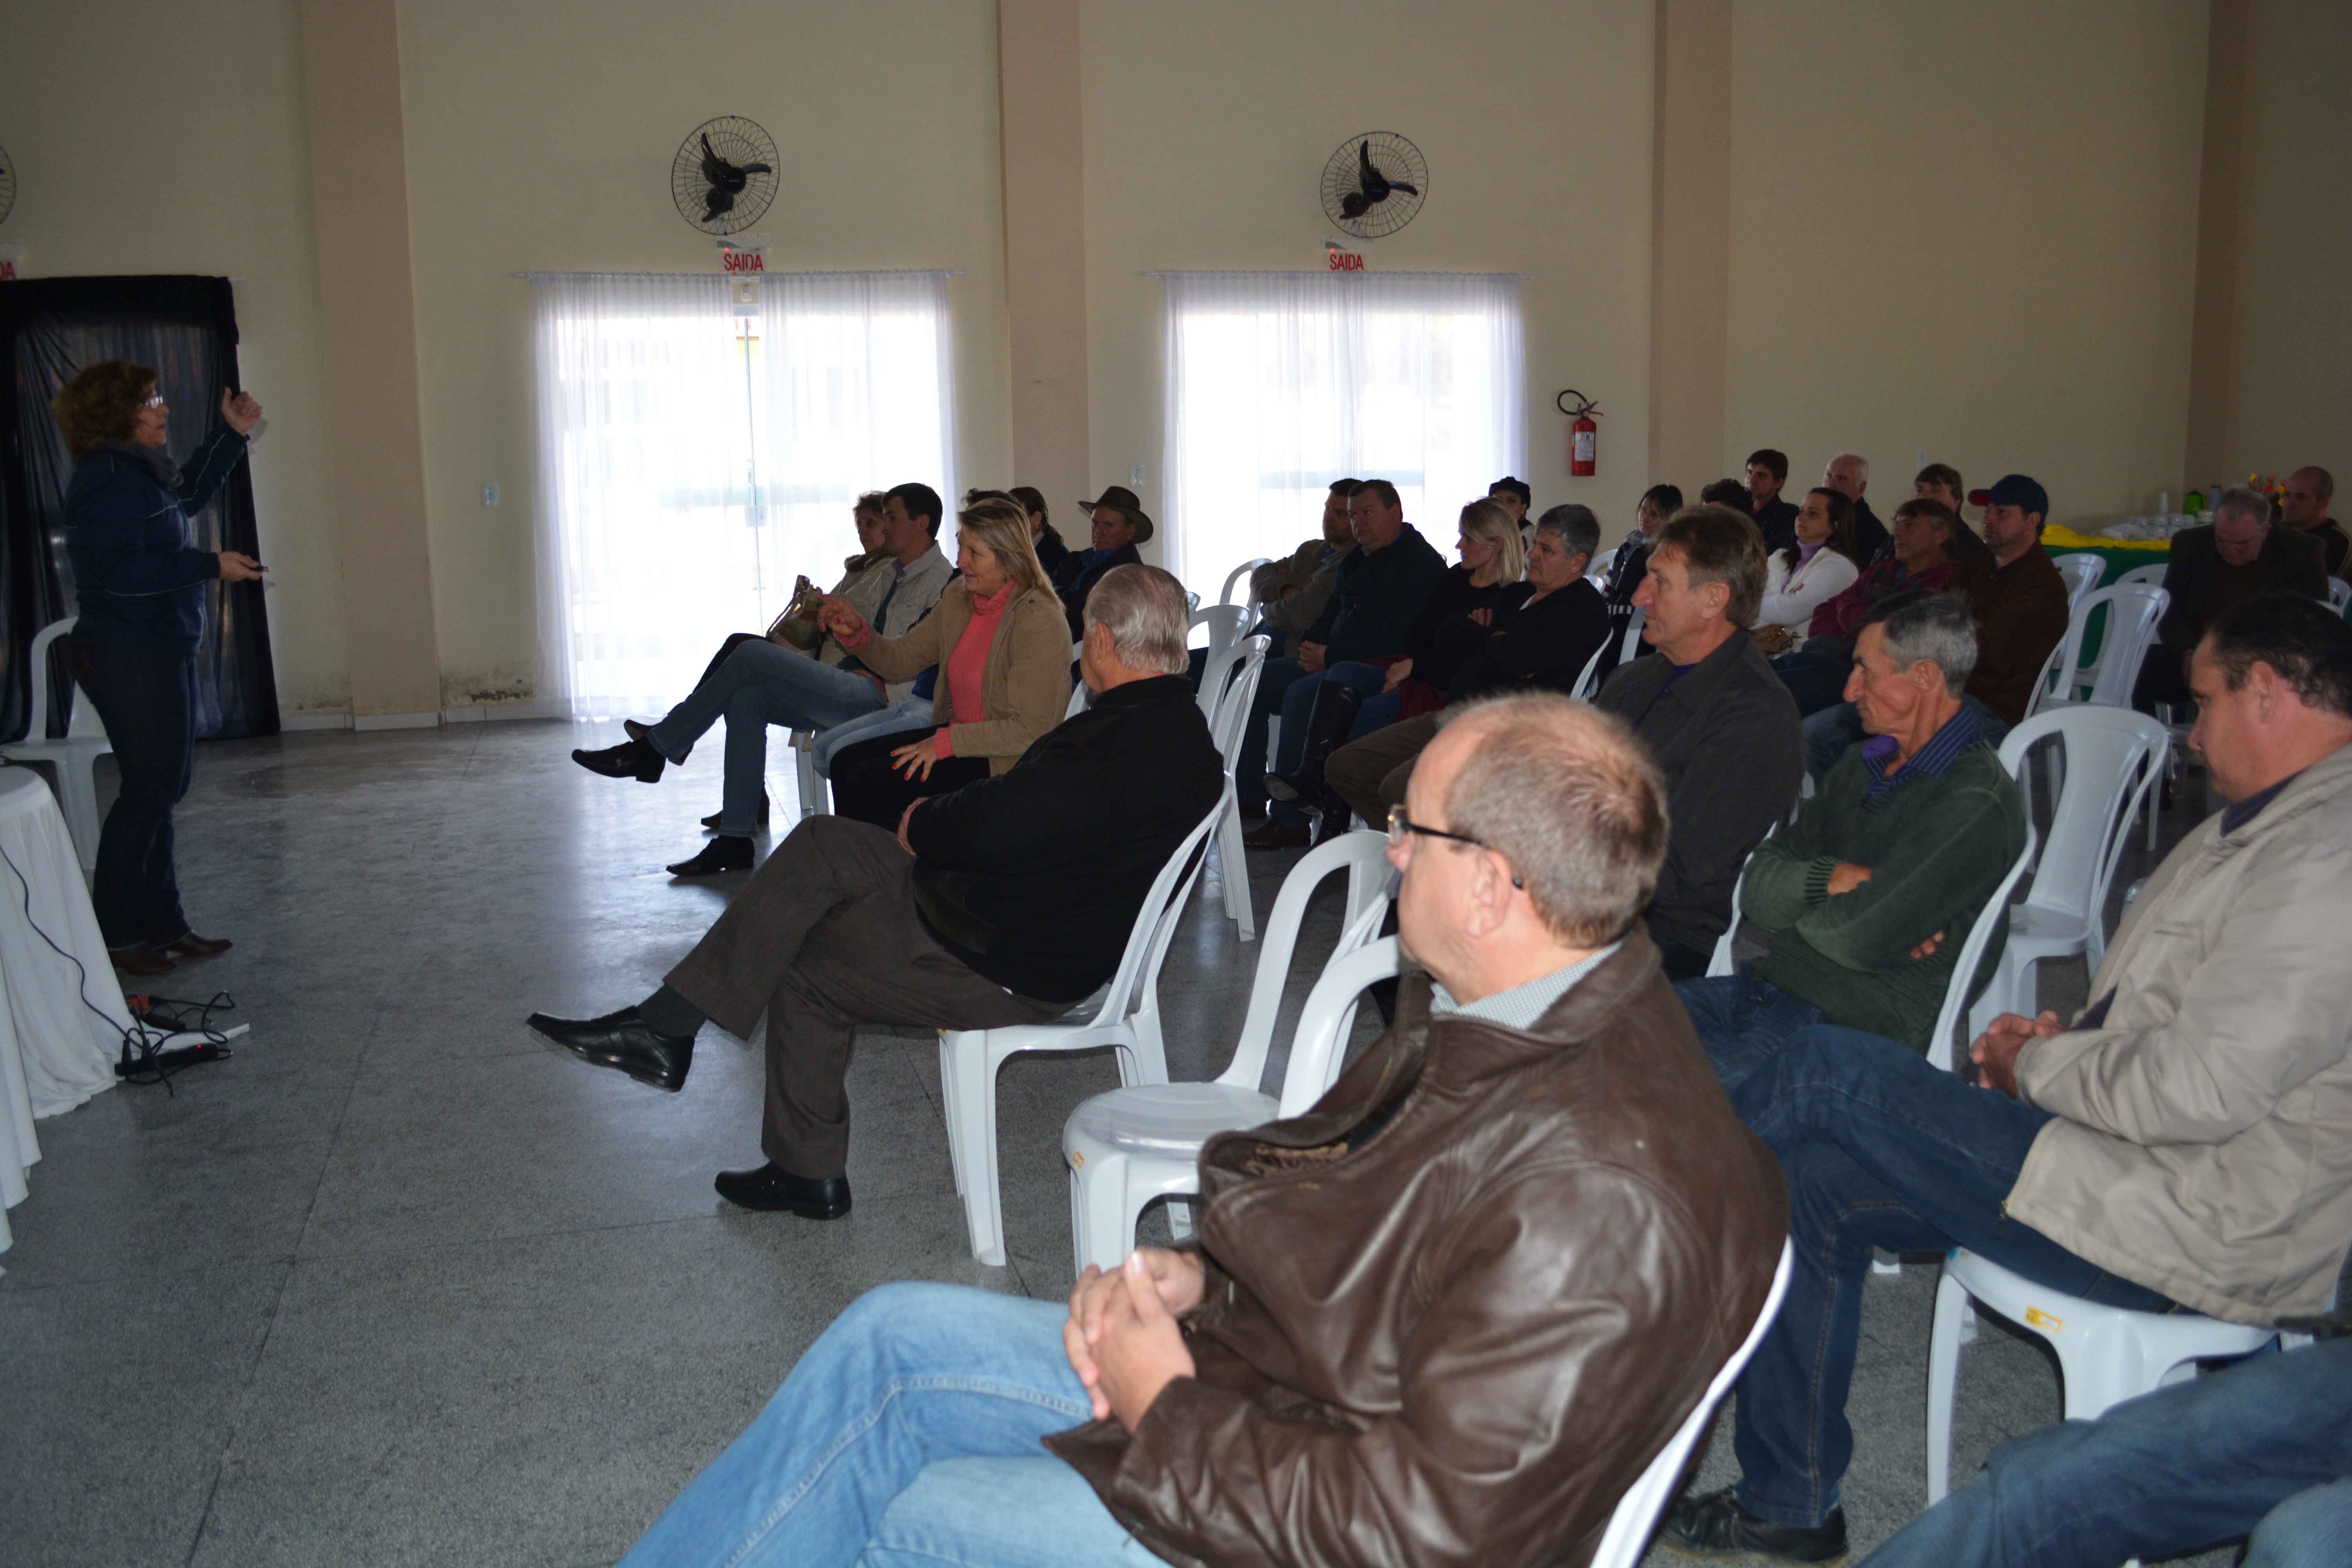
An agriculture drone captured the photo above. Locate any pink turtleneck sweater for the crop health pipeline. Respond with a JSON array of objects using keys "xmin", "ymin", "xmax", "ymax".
[{"xmin": 936, "ymin": 582, "xmax": 1015, "ymax": 757}]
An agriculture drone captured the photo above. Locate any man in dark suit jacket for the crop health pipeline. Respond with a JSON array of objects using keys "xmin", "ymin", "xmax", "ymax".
[
  {"xmin": 1748, "ymin": 448, "xmax": 1800, "ymax": 555},
  {"xmin": 2134, "ymin": 486, "xmax": 2328, "ymax": 712},
  {"xmin": 526, "ymin": 566, "xmax": 1221, "ymax": 1218}
]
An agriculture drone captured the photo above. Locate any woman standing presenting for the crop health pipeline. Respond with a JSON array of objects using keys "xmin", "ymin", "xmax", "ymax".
[{"xmin": 51, "ymin": 361, "xmax": 264, "ymax": 976}]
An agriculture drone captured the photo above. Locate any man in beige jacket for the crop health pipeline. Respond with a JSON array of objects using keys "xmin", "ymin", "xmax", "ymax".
[{"xmin": 1664, "ymin": 590, "xmax": 2352, "ymax": 1566}]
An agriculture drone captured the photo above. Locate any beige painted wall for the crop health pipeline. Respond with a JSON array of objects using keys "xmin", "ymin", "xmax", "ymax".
[
  {"xmin": 2223, "ymin": 0, "xmax": 2351, "ymax": 495},
  {"xmin": 1079, "ymin": 0, "xmax": 1662, "ymax": 558},
  {"xmin": 394, "ymin": 0, "xmax": 1012, "ymax": 706},
  {"xmin": 0, "ymin": 0, "xmax": 350, "ymax": 715},
  {"xmin": 1724, "ymin": 0, "xmax": 2210, "ymax": 528}
]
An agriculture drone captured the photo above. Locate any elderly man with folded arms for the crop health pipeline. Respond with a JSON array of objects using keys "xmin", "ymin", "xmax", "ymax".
[
  {"xmin": 1662, "ymin": 592, "xmax": 2352, "ymax": 1566},
  {"xmin": 614, "ymin": 692, "xmax": 1787, "ymax": 1568},
  {"xmin": 526, "ymin": 566, "xmax": 1221, "ymax": 1218}
]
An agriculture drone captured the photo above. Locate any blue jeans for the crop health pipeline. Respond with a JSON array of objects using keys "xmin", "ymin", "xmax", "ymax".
[
  {"xmin": 1725, "ymin": 1024, "xmax": 2174, "ymax": 1528},
  {"xmin": 1674, "ymin": 970, "xmax": 1825, "ymax": 1098},
  {"xmin": 812, "ymin": 697, "xmax": 933, "ymax": 777},
  {"xmin": 1269, "ymin": 663, "xmax": 1386, "ymax": 825},
  {"xmin": 621, "ymin": 1283, "xmax": 1152, "ymax": 1567},
  {"xmin": 1861, "ymin": 1338, "xmax": 2352, "ymax": 1568},
  {"xmin": 1803, "ymin": 696, "xmax": 2013, "ymax": 784},
  {"xmin": 71, "ymin": 637, "xmax": 195, "ymax": 947},
  {"xmin": 647, "ymin": 641, "xmax": 884, "ymax": 837},
  {"xmin": 1771, "ymin": 648, "xmax": 1851, "ymax": 717}
]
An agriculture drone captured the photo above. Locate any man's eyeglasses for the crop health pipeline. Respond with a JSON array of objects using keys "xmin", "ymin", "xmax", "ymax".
[{"xmin": 1387, "ymin": 805, "xmax": 1525, "ymax": 887}]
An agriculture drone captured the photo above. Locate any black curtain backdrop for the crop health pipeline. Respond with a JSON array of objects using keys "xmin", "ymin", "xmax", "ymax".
[{"xmin": 0, "ymin": 276, "xmax": 279, "ymax": 742}]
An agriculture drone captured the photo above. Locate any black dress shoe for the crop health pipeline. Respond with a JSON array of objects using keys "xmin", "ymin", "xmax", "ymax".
[
  {"xmin": 714, "ymin": 1162, "xmax": 853, "ymax": 1218},
  {"xmin": 1657, "ymin": 1487, "xmax": 1849, "ymax": 1564},
  {"xmin": 668, "ymin": 836, "xmax": 754, "ymax": 877},
  {"xmin": 623, "ymin": 718, "xmax": 687, "ymax": 762},
  {"xmin": 1242, "ymin": 819, "xmax": 1312, "ymax": 851},
  {"xmin": 526, "ymin": 1007, "xmax": 694, "ymax": 1092},
  {"xmin": 573, "ymin": 739, "xmax": 666, "ymax": 782},
  {"xmin": 701, "ymin": 792, "xmax": 772, "ymax": 831}
]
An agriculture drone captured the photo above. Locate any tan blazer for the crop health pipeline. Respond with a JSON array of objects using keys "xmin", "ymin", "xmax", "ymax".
[
  {"xmin": 2010, "ymin": 740, "xmax": 2352, "ymax": 1325},
  {"xmin": 851, "ymin": 580, "xmax": 1072, "ymax": 775}
]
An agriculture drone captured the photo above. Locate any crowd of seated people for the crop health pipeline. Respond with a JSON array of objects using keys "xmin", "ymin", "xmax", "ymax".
[{"xmin": 535, "ymin": 447, "xmax": 2351, "ymax": 1568}]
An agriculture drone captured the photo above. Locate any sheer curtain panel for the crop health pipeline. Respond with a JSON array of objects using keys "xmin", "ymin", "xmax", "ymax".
[
  {"xmin": 531, "ymin": 271, "xmax": 956, "ymax": 717},
  {"xmin": 1161, "ymin": 271, "xmax": 1524, "ymax": 593}
]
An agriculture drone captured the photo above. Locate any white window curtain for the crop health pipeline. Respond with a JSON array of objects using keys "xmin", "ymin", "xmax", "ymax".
[
  {"xmin": 530, "ymin": 270, "xmax": 956, "ymax": 717},
  {"xmin": 1161, "ymin": 271, "xmax": 1524, "ymax": 593}
]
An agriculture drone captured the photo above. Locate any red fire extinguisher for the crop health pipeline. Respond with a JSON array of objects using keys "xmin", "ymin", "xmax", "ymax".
[{"xmin": 1557, "ymin": 389, "xmax": 1601, "ymax": 477}]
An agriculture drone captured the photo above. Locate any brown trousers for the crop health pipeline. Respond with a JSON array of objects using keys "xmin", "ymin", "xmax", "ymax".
[
  {"xmin": 1325, "ymin": 713, "xmax": 1440, "ymax": 828},
  {"xmin": 664, "ymin": 816, "xmax": 1066, "ymax": 1179}
]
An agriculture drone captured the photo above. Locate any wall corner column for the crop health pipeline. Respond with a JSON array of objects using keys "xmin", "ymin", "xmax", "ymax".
[
  {"xmin": 2183, "ymin": 0, "xmax": 2252, "ymax": 488},
  {"xmin": 997, "ymin": 0, "xmax": 1091, "ymax": 523},
  {"xmin": 1648, "ymin": 0, "xmax": 1733, "ymax": 485},
  {"xmin": 297, "ymin": 0, "xmax": 442, "ymax": 720}
]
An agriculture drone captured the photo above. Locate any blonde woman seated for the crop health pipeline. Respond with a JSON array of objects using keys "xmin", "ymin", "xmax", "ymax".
[
  {"xmin": 818, "ymin": 496, "xmax": 1073, "ymax": 830},
  {"xmin": 1748, "ymin": 487, "xmax": 1861, "ymax": 656}
]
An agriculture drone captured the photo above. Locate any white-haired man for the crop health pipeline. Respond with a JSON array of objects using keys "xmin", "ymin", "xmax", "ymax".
[
  {"xmin": 528, "ymin": 564, "xmax": 1222, "ymax": 1216},
  {"xmin": 1824, "ymin": 452, "xmax": 1889, "ymax": 564},
  {"xmin": 611, "ymin": 694, "xmax": 1786, "ymax": 1567}
]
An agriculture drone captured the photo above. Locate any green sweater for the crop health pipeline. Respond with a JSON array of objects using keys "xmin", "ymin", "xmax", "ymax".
[{"xmin": 1745, "ymin": 741, "xmax": 2025, "ymax": 1053}]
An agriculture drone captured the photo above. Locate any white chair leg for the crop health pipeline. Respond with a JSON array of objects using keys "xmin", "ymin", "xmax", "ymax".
[
  {"xmin": 1871, "ymin": 1251, "xmax": 1902, "ymax": 1276},
  {"xmin": 937, "ymin": 1035, "xmax": 967, "ymax": 1196},
  {"xmin": 944, "ymin": 1038, "xmax": 1007, "ymax": 1266},
  {"xmin": 1165, "ymin": 1198, "xmax": 1195, "ymax": 1241},
  {"xmin": 1072, "ymin": 1158, "xmax": 1142, "ymax": 1276},
  {"xmin": 1926, "ymin": 1265, "xmax": 1970, "ymax": 1504},
  {"xmin": 1125, "ymin": 1016, "xmax": 1170, "ymax": 1087},
  {"xmin": 1219, "ymin": 807, "xmax": 1256, "ymax": 942},
  {"xmin": 793, "ymin": 731, "xmax": 827, "ymax": 819}
]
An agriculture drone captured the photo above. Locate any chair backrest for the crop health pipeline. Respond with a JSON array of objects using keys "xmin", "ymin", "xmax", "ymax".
[
  {"xmin": 1076, "ymin": 805, "xmax": 1227, "ymax": 1034},
  {"xmin": 1706, "ymin": 824, "xmax": 1776, "ymax": 978},
  {"xmin": 1206, "ymin": 635, "xmax": 1270, "ymax": 748},
  {"xmin": 1926, "ymin": 821, "xmax": 2038, "ymax": 1073},
  {"xmin": 22, "ymin": 618, "xmax": 79, "ymax": 741},
  {"xmin": 1586, "ymin": 546, "xmax": 1618, "ymax": 584},
  {"xmin": 2051, "ymin": 552, "xmax": 2105, "ymax": 612},
  {"xmin": 1198, "ymin": 629, "xmax": 1267, "ymax": 725},
  {"xmin": 1996, "ymin": 707, "xmax": 2168, "ymax": 931},
  {"xmin": 1064, "ymin": 679, "xmax": 1090, "ymax": 720},
  {"xmin": 1189, "ymin": 603, "xmax": 1247, "ymax": 663},
  {"xmin": 1616, "ymin": 607, "xmax": 1648, "ymax": 664},
  {"xmin": 1216, "ymin": 831, "xmax": 1397, "ymax": 1093},
  {"xmin": 1220, "ymin": 557, "xmax": 1273, "ymax": 608},
  {"xmin": 1275, "ymin": 935, "xmax": 1405, "ymax": 1118},
  {"xmin": 1569, "ymin": 635, "xmax": 1612, "ymax": 702},
  {"xmin": 2330, "ymin": 577, "xmax": 2352, "ymax": 615},
  {"xmin": 2080, "ymin": 584, "xmax": 2168, "ymax": 707},
  {"xmin": 2115, "ymin": 562, "xmax": 2168, "ymax": 590},
  {"xmin": 1586, "ymin": 1241, "xmax": 1794, "ymax": 1568}
]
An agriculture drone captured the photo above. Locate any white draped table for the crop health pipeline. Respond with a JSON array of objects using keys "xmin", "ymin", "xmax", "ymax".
[{"xmin": 0, "ymin": 765, "xmax": 136, "ymax": 1257}]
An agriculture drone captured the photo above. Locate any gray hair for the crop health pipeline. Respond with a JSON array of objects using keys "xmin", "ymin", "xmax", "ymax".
[
  {"xmin": 1083, "ymin": 563, "xmax": 1190, "ymax": 675},
  {"xmin": 1438, "ymin": 694, "xmax": 1669, "ymax": 947},
  {"xmin": 1534, "ymin": 503, "xmax": 1601, "ymax": 560},
  {"xmin": 1863, "ymin": 591, "xmax": 1978, "ymax": 696},
  {"xmin": 2213, "ymin": 486, "xmax": 2273, "ymax": 528}
]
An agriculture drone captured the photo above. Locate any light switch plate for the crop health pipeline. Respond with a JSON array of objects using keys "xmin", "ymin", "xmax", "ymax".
[
  {"xmin": 1129, "ymin": 464, "xmax": 1145, "ymax": 486},
  {"xmin": 482, "ymin": 483, "xmax": 500, "ymax": 507}
]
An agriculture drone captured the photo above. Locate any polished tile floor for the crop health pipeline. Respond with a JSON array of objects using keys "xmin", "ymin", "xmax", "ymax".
[{"xmin": 0, "ymin": 719, "xmax": 2230, "ymax": 1566}]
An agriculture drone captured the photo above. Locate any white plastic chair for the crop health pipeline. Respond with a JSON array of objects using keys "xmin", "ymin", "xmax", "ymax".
[
  {"xmin": 2330, "ymin": 577, "xmax": 2351, "ymax": 615},
  {"xmin": 787, "ymin": 730, "xmax": 828, "ymax": 817},
  {"xmin": 2043, "ymin": 584, "xmax": 2168, "ymax": 710},
  {"xmin": 1219, "ymin": 557, "xmax": 1273, "ymax": 608},
  {"xmin": 1569, "ymin": 637, "xmax": 1612, "ymax": 702},
  {"xmin": 1704, "ymin": 826, "xmax": 1775, "ymax": 978},
  {"xmin": 1925, "ymin": 1249, "xmax": 2286, "ymax": 1506},
  {"xmin": 1205, "ymin": 637, "xmax": 1271, "ymax": 939},
  {"xmin": 2, "ymin": 618, "xmax": 111, "ymax": 869},
  {"xmin": 1590, "ymin": 1240, "xmax": 1793, "ymax": 1568},
  {"xmin": 1989, "ymin": 709, "xmax": 2167, "ymax": 1015},
  {"xmin": 1616, "ymin": 607, "xmax": 1648, "ymax": 666},
  {"xmin": 1063, "ymin": 834, "xmax": 1396, "ymax": 1272},
  {"xmin": 2115, "ymin": 562, "xmax": 2169, "ymax": 590},
  {"xmin": 1924, "ymin": 820, "xmax": 2040, "ymax": 1073},
  {"xmin": 1586, "ymin": 546, "xmax": 1619, "ymax": 584},
  {"xmin": 1189, "ymin": 603, "xmax": 1247, "ymax": 667},
  {"xmin": 937, "ymin": 804, "xmax": 1223, "ymax": 1266},
  {"xmin": 2051, "ymin": 552, "xmax": 2105, "ymax": 613}
]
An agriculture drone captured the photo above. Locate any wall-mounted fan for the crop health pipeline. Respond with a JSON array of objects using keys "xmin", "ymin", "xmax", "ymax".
[
  {"xmin": 0, "ymin": 142, "xmax": 16, "ymax": 226},
  {"xmin": 1320, "ymin": 132, "xmax": 1426, "ymax": 240},
  {"xmin": 670, "ymin": 116, "xmax": 778, "ymax": 236}
]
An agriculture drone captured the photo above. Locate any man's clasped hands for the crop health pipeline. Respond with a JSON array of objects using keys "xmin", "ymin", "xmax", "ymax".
[{"xmin": 1062, "ymin": 1247, "xmax": 1203, "ymax": 1430}]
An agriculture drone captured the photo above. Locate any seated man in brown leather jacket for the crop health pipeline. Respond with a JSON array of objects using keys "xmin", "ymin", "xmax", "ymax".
[{"xmin": 613, "ymin": 693, "xmax": 1789, "ymax": 1568}]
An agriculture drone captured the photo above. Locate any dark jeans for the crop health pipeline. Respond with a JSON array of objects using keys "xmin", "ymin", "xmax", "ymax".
[
  {"xmin": 663, "ymin": 817, "xmax": 1065, "ymax": 1176},
  {"xmin": 1862, "ymin": 1338, "xmax": 2352, "ymax": 1568},
  {"xmin": 1270, "ymin": 662, "xmax": 1386, "ymax": 825},
  {"xmin": 827, "ymin": 730, "xmax": 991, "ymax": 829},
  {"xmin": 70, "ymin": 637, "xmax": 195, "ymax": 948},
  {"xmin": 1726, "ymin": 1024, "xmax": 2174, "ymax": 1528},
  {"xmin": 1674, "ymin": 969, "xmax": 1827, "ymax": 1097},
  {"xmin": 1771, "ymin": 647, "xmax": 1851, "ymax": 717}
]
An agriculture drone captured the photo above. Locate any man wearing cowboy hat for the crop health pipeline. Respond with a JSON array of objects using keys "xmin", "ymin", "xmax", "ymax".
[{"xmin": 1053, "ymin": 485, "xmax": 1154, "ymax": 641}]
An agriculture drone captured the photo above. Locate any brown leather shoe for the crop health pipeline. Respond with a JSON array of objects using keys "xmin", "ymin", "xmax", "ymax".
[
  {"xmin": 164, "ymin": 933, "xmax": 234, "ymax": 958},
  {"xmin": 109, "ymin": 943, "xmax": 177, "ymax": 976},
  {"xmin": 1242, "ymin": 820, "xmax": 1311, "ymax": 851}
]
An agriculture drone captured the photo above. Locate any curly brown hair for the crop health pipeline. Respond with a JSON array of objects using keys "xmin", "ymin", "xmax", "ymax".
[{"xmin": 52, "ymin": 360, "xmax": 158, "ymax": 460}]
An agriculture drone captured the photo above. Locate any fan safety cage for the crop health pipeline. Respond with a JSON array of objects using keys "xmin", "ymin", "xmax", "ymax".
[
  {"xmin": 1320, "ymin": 132, "xmax": 1427, "ymax": 241},
  {"xmin": 671, "ymin": 116, "xmax": 779, "ymax": 236}
]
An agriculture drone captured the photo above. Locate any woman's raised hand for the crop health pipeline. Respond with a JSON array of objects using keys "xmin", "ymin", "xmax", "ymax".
[{"xmin": 221, "ymin": 389, "xmax": 264, "ymax": 435}]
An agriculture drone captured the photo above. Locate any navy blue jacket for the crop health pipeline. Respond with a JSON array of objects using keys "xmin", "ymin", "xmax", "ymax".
[
  {"xmin": 1301, "ymin": 521, "xmax": 1448, "ymax": 661},
  {"xmin": 63, "ymin": 427, "xmax": 249, "ymax": 648}
]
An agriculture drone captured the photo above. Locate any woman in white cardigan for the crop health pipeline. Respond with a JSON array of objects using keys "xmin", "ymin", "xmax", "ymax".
[{"xmin": 1751, "ymin": 487, "xmax": 1862, "ymax": 654}]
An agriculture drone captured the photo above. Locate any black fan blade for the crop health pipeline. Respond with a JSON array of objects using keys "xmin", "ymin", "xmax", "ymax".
[
  {"xmin": 1389, "ymin": 181, "xmax": 1418, "ymax": 197},
  {"xmin": 740, "ymin": 162, "xmax": 773, "ymax": 175},
  {"xmin": 1358, "ymin": 140, "xmax": 1376, "ymax": 180}
]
